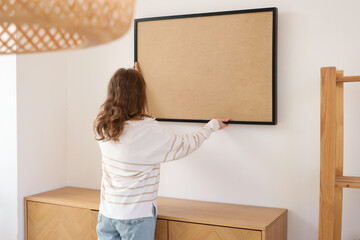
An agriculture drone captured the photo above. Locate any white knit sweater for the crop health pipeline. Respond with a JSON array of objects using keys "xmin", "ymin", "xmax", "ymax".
[{"xmin": 98, "ymin": 117, "xmax": 220, "ymax": 220}]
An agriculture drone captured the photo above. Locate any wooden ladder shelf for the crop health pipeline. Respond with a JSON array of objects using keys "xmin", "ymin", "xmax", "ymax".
[{"xmin": 319, "ymin": 67, "xmax": 360, "ymax": 240}]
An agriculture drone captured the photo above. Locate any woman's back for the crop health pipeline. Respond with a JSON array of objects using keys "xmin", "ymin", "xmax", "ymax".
[
  {"xmin": 98, "ymin": 116, "xmax": 220, "ymax": 220},
  {"xmin": 99, "ymin": 117, "xmax": 160, "ymax": 220}
]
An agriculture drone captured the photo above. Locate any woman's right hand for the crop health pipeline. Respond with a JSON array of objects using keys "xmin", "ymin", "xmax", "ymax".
[{"xmin": 216, "ymin": 118, "xmax": 230, "ymax": 130}]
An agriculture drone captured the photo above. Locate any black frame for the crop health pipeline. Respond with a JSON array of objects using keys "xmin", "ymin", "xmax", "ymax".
[{"xmin": 134, "ymin": 7, "xmax": 278, "ymax": 125}]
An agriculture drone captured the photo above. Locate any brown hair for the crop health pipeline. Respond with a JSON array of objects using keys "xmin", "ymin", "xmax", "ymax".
[{"xmin": 94, "ymin": 68, "xmax": 151, "ymax": 141}]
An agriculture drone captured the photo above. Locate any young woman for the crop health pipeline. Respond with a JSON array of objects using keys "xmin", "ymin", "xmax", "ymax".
[{"xmin": 93, "ymin": 63, "xmax": 229, "ymax": 240}]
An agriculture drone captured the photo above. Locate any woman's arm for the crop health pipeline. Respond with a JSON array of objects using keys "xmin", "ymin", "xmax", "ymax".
[{"xmin": 152, "ymin": 119, "xmax": 229, "ymax": 163}]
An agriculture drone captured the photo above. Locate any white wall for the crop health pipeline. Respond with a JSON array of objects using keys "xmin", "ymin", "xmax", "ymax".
[
  {"xmin": 343, "ymin": 82, "xmax": 360, "ymax": 239},
  {"xmin": 58, "ymin": 0, "xmax": 360, "ymax": 240},
  {"xmin": 16, "ymin": 52, "xmax": 68, "ymax": 240},
  {"xmin": 0, "ymin": 55, "xmax": 17, "ymax": 240}
]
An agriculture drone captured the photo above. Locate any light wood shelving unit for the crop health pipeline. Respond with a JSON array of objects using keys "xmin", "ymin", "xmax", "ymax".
[
  {"xmin": 319, "ymin": 67, "xmax": 360, "ymax": 240},
  {"xmin": 25, "ymin": 187, "xmax": 287, "ymax": 240}
]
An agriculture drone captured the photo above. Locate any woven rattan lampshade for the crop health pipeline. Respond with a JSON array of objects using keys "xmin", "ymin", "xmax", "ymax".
[{"xmin": 0, "ymin": 0, "xmax": 134, "ymax": 54}]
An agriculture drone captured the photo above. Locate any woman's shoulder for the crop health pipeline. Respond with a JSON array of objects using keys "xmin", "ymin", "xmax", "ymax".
[
  {"xmin": 125, "ymin": 117, "xmax": 168, "ymax": 138},
  {"xmin": 126, "ymin": 116, "xmax": 156, "ymax": 126}
]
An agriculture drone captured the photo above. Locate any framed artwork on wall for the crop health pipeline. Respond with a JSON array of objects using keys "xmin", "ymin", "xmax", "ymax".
[{"xmin": 135, "ymin": 7, "xmax": 277, "ymax": 125}]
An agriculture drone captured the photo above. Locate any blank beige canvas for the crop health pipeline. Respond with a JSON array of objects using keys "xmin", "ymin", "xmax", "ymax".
[{"xmin": 137, "ymin": 11, "xmax": 273, "ymax": 122}]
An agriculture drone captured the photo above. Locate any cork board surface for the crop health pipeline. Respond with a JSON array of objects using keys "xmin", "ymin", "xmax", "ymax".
[{"xmin": 136, "ymin": 9, "xmax": 276, "ymax": 124}]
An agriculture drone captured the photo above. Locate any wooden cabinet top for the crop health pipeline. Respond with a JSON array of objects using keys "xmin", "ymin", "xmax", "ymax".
[{"xmin": 25, "ymin": 187, "xmax": 287, "ymax": 231}]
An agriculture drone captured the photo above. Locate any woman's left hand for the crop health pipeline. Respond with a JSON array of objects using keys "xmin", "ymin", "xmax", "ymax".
[{"xmin": 133, "ymin": 62, "xmax": 139, "ymax": 71}]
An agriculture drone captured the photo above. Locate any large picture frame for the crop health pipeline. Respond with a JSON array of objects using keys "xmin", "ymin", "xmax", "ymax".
[{"xmin": 135, "ymin": 7, "xmax": 277, "ymax": 125}]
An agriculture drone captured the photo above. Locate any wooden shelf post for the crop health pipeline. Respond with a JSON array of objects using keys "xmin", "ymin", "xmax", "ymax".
[{"xmin": 319, "ymin": 67, "xmax": 344, "ymax": 240}]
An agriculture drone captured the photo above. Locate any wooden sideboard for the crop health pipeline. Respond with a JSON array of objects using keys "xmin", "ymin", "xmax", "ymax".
[{"xmin": 24, "ymin": 187, "xmax": 287, "ymax": 240}]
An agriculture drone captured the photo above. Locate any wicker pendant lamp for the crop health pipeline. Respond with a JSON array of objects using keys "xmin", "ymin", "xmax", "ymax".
[{"xmin": 0, "ymin": 0, "xmax": 134, "ymax": 54}]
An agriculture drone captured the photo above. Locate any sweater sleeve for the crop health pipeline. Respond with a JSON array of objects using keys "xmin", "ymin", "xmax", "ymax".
[{"xmin": 152, "ymin": 119, "xmax": 220, "ymax": 163}]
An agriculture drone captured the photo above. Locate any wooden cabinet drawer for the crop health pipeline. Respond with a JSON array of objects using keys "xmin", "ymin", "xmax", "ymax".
[
  {"xmin": 169, "ymin": 221, "xmax": 261, "ymax": 240},
  {"xmin": 155, "ymin": 219, "xmax": 168, "ymax": 240},
  {"xmin": 27, "ymin": 201, "xmax": 94, "ymax": 240}
]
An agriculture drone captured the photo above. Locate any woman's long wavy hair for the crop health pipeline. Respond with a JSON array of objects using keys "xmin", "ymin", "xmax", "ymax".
[{"xmin": 94, "ymin": 68, "xmax": 151, "ymax": 142}]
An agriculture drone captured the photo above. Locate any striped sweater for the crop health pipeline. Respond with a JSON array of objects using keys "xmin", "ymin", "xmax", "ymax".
[{"xmin": 98, "ymin": 117, "xmax": 220, "ymax": 219}]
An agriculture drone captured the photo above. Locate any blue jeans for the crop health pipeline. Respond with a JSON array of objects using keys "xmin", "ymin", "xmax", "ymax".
[{"xmin": 96, "ymin": 204, "xmax": 157, "ymax": 240}]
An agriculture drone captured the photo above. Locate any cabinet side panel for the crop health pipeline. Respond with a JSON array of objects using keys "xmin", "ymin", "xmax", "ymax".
[
  {"xmin": 262, "ymin": 213, "xmax": 287, "ymax": 240},
  {"xmin": 25, "ymin": 200, "xmax": 28, "ymax": 240}
]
